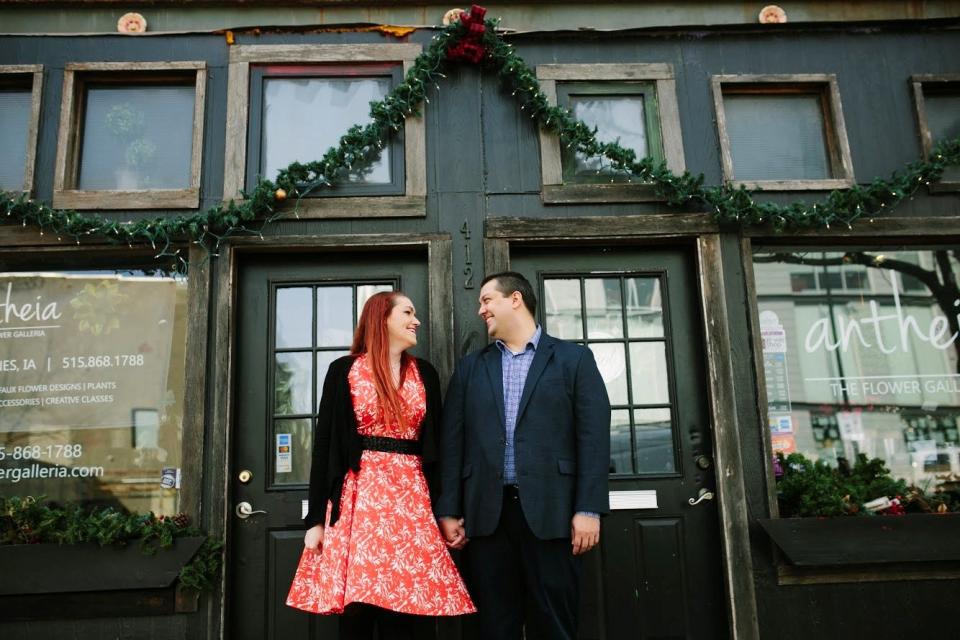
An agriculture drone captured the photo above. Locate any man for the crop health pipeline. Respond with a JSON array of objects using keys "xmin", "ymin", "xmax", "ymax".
[{"xmin": 436, "ymin": 271, "xmax": 611, "ymax": 640}]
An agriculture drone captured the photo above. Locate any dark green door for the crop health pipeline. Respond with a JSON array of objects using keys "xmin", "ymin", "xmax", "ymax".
[
  {"xmin": 231, "ymin": 251, "xmax": 429, "ymax": 639},
  {"xmin": 511, "ymin": 245, "xmax": 727, "ymax": 640}
]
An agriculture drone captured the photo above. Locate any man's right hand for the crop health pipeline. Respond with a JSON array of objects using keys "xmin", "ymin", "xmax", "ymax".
[
  {"xmin": 439, "ymin": 517, "xmax": 468, "ymax": 549},
  {"xmin": 304, "ymin": 524, "xmax": 324, "ymax": 553}
]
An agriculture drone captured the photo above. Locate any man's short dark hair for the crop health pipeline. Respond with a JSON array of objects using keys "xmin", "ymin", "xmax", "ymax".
[{"xmin": 482, "ymin": 271, "xmax": 538, "ymax": 318}]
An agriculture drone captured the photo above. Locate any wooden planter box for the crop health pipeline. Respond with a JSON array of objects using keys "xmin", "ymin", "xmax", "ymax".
[
  {"xmin": 0, "ymin": 536, "xmax": 205, "ymax": 596},
  {"xmin": 759, "ymin": 514, "xmax": 960, "ymax": 566}
]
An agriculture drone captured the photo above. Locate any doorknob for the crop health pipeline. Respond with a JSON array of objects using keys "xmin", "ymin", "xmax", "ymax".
[
  {"xmin": 687, "ymin": 488, "xmax": 714, "ymax": 506},
  {"xmin": 235, "ymin": 501, "xmax": 268, "ymax": 519}
]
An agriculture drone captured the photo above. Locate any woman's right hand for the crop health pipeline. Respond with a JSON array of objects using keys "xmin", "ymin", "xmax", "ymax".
[{"xmin": 304, "ymin": 524, "xmax": 325, "ymax": 553}]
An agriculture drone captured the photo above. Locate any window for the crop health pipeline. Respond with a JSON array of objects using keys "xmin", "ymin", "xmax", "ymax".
[
  {"xmin": 53, "ymin": 62, "xmax": 207, "ymax": 210},
  {"xmin": 0, "ymin": 260, "xmax": 195, "ymax": 516},
  {"xmin": 713, "ymin": 75, "xmax": 854, "ymax": 190},
  {"xmin": 225, "ymin": 44, "xmax": 425, "ymax": 218},
  {"xmin": 0, "ymin": 65, "xmax": 43, "ymax": 194},
  {"xmin": 536, "ymin": 64, "xmax": 686, "ymax": 204},
  {"xmin": 542, "ymin": 274, "xmax": 677, "ymax": 475},
  {"xmin": 912, "ymin": 75, "xmax": 960, "ymax": 190},
  {"xmin": 247, "ymin": 64, "xmax": 404, "ymax": 197},
  {"xmin": 753, "ymin": 248, "xmax": 960, "ymax": 515},
  {"xmin": 271, "ymin": 282, "xmax": 393, "ymax": 485}
]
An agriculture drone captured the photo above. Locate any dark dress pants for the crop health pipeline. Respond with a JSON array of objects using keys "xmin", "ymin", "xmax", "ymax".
[
  {"xmin": 339, "ymin": 603, "xmax": 419, "ymax": 640},
  {"xmin": 463, "ymin": 486, "xmax": 583, "ymax": 640}
]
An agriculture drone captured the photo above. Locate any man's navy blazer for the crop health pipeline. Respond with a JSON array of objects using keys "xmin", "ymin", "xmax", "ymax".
[{"xmin": 436, "ymin": 331, "xmax": 611, "ymax": 540}]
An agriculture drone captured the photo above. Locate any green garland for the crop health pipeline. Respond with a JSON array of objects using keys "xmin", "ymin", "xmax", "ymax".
[
  {"xmin": 2, "ymin": 11, "xmax": 959, "ymax": 269},
  {"xmin": 1, "ymin": 495, "xmax": 223, "ymax": 592}
]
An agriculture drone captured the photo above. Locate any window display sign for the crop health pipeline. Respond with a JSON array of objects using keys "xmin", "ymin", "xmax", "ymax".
[
  {"xmin": 754, "ymin": 250, "xmax": 960, "ymax": 490},
  {"xmin": 0, "ymin": 271, "xmax": 188, "ymax": 515}
]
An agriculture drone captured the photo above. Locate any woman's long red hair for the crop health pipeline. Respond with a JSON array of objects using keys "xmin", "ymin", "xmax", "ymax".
[{"xmin": 351, "ymin": 291, "xmax": 412, "ymax": 428}]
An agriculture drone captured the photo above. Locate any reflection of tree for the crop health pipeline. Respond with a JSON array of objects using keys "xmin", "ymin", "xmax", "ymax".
[
  {"xmin": 275, "ymin": 360, "xmax": 296, "ymax": 415},
  {"xmin": 756, "ymin": 250, "xmax": 960, "ymax": 372}
]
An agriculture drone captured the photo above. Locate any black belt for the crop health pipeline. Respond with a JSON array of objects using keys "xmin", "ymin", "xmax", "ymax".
[{"xmin": 360, "ymin": 436, "xmax": 421, "ymax": 455}]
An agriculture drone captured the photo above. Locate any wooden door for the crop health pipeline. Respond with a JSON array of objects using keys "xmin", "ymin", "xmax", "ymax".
[
  {"xmin": 230, "ymin": 251, "xmax": 429, "ymax": 639},
  {"xmin": 512, "ymin": 245, "xmax": 728, "ymax": 640}
]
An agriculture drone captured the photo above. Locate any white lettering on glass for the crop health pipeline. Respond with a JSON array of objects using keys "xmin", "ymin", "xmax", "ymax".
[
  {"xmin": 0, "ymin": 282, "xmax": 62, "ymax": 325},
  {"xmin": 804, "ymin": 275, "xmax": 959, "ymax": 354}
]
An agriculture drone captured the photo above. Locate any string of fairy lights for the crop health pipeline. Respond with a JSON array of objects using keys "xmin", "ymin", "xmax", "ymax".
[{"xmin": 2, "ymin": 8, "xmax": 958, "ymax": 271}]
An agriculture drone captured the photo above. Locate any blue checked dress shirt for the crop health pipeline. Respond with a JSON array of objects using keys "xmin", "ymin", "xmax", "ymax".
[{"xmin": 496, "ymin": 325, "xmax": 542, "ymax": 485}]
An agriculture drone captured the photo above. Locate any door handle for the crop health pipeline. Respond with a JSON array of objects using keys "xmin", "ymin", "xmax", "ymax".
[
  {"xmin": 687, "ymin": 488, "xmax": 714, "ymax": 506},
  {"xmin": 235, "ymin": 501, "xmax": 268, "ymax": 519}
]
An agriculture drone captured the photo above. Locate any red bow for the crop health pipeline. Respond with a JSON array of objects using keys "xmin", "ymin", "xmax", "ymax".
[{"xmin": 447, "ymin": 5, "xmax": 488, "ymax": 64}]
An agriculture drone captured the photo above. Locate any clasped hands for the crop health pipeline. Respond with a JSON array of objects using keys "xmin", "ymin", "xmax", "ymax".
[{"xmin": 439, "ymin": 514, "xmax": 600, "ymax": 555}]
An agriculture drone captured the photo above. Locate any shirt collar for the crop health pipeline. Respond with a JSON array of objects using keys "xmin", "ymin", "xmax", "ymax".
[{"xmin": 496, "ymin": 325, "xmax": 542, "ymax": 355}]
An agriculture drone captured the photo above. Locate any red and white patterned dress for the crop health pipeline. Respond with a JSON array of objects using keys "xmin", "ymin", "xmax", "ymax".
[{"xmin": 286, "ymin": 355, "xmax": 475, "ymax": 616}]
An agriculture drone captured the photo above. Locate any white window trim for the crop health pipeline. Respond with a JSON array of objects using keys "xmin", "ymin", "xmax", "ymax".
[
  {"xmin": 52, "ymin": 61, "xmax": 207, "ymax": 210},
  {"xmin": 711, "ymin": 73, "xmax": 855, "ymax": 191},
  {"xmin": 911, "ymin": 73, "xmax": 960, "ymax": 193},
  {"xmin": 1, "ymin": 64, "xmax": 44, "ymax": 196},
  {"xmin": 224, "ymin": 43, "xmax": 425, "ymax": 219},
  {"xmin": 535, "ymin": 63, "xmax": 686, "ymax": 204}
]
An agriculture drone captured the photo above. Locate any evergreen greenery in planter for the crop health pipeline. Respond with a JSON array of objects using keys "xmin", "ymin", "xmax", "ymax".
[
  {"xmin": 0, "ymin": 496, "xmax": 222, "ymax": 593},
  {"xmin": 775, "ymin": 452, "xmax": 960, "ymax": 518}
]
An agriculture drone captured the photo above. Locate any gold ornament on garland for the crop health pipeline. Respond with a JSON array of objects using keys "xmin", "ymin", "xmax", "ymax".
[
  {"xmin": 274, "ymin": 188, "xmax": 287, "ymax": 202},
  {"xmin": 2, "ymin": 3, "xmax": 959, "ymax": 271}
]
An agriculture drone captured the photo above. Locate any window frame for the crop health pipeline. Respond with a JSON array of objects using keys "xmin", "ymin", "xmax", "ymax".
[
  {"xmin": 556, "ymin": 81, "xmax": 664, "ymax": 185},
  {"xmin": 224, "ymin": 44, "xmax": 426, "ymax": 219},
  {"xmin": 0, "ymin": 243, "xmax": 210, "ymax": 522},
  {"xmin": 0, "ymin": 65, "xmax": 44, "ymax": 196},
  {"xmin": 52, "ymin": 61, "xmax": 207, "ymax": 210},
  {"xmin": 911, "ymin": 74, "xmax": 960, "ymax": 192},
  {"xmin": 247, "ymin": 63, "xmax": 406, "ymax": 198},
  {"xmin": 536, "ymin": 63, "xmax": 686, "ymax": 204},
  {"xmin": 712, "ymin": 74, "xmax": 855, "ymax": 191}
]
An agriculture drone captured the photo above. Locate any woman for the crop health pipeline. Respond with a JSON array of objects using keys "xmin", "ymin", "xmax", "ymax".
[{"xmin": 286, "ymin": 291, "xmax": 475, "ymax": 639}]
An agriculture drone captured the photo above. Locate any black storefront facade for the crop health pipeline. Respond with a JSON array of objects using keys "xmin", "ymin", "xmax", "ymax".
[{"xmin": 2, "ymin": 3, "xmax": 960, "ymax": 639}]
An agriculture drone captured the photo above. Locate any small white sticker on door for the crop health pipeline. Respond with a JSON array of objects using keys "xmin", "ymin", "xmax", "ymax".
[{"xmin": 276, "ymin": 433, "xmax": 292, "ymax": 473}]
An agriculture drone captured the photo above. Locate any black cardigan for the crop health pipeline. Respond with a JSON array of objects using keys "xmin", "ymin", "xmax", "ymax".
[{"xmin": 304, "ymin": 355, "xmax": 443, "ymax": 529}]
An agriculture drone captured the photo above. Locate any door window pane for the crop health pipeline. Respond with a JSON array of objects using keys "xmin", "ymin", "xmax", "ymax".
[
  {"xmin": 591, "ymin": 342, "xmax": 628, "ymax": 406},
  {"xmin": 0, "ymin": 269, "xmax": 190, "ymax": 515},
  {"xmin": 262, "ymin": 77, "xmax": 391, "ymax": 184},
  {"xmin": 275, "ymin": 352, "xmax": 312, "ymax": 415},
  {"xmin": 0, "ymin": 89, "xmax": 31, "ymax": 191},
  {"xmin": 78, "ymin": 85, "xmax": 195, "ymax": 190},
  {"xmin": 585, "ymin": 278, "xmax": 624, "ymax": 339},
  {"xmin": 635, "ymin": 408, "xmax": 675, "ymax": 473},
  {"xmin": 569, "ymin": 95, "xmax": 648, "ymax": 176},
  {"xmin": 275, "ymin": 287, "xmax": 312, "ymax": 349},
  {"xmin": 317, "ymin": 287, "xmax": 353, "ymax": 347},
  {"xmin": 754, "ymin": 249, "xmax": 960, "ymax": 516},
  {"xmin": 544, "ymin": 273, "xmax": 677, "ymax": 475},
  {"xmin": 270, "ymin": 281, "xmax": 393, "ymax": 485},
  {"xmin": 609, "ymin": 409, "xmax": 632, "ymax": 474},
  {"xmin": 273, "ymin": 418, "xmax": 312, "ymax": 485},
  {"xmin": 544, "ymin": 279, "xmax": 583, "ymax": 340},
  {"xmin": 625, "ymin": 277, "xmax": 664, "ymax": 337},
  {"xmin": 723, "ymin": 93, "xmax": 830, "ymax": 181},
  {"xmin": 630, "ymin": 342, "xmax": 670, "ymax": 405}
]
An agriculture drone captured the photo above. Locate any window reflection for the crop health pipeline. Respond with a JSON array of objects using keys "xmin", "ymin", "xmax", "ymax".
[
  {"xmin": 754, "ymin": 249, "xmax": 960, "ymax": 490},
  {"xmin": 0, "ymin": 269, "xmax": 189, "ymax": 515}
]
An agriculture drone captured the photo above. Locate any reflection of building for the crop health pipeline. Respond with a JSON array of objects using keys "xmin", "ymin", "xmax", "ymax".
[{"xmin": 755, "ymin": 251, "xmax": 960, "ymax": 484}]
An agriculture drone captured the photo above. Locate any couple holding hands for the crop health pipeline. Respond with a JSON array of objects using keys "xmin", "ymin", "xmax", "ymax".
[{"xmin": 287, "ymin": 271, "xmax": 611, "ymax": 640}]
